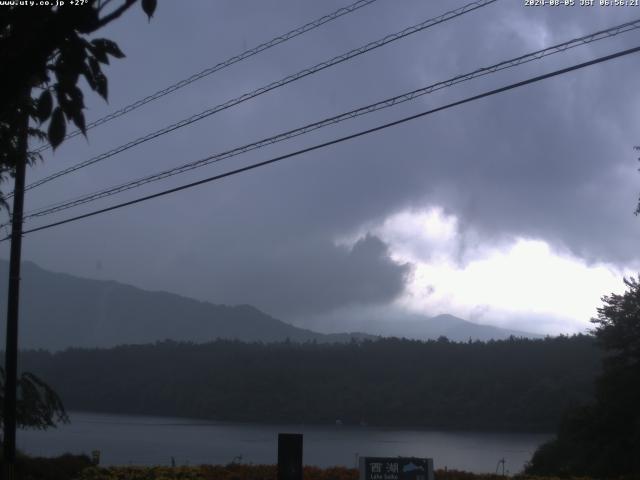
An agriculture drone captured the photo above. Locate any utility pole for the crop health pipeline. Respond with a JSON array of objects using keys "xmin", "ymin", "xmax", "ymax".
[{"xmin": 3, "ymin": 91, "xmax": 29, "ymax": 480}]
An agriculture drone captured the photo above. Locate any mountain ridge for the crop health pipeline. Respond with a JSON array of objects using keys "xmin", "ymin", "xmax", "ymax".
[
  {"xmin": 0, "ymin": 259, "xmax": 539, "ymax": 350},
  {"xmin": 363, "ymin": 312, "xmax": 542, "ymax": 342}
]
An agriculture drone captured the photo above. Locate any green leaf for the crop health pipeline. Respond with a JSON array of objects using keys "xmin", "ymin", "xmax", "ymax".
[
  {"xmin": 29, "ymin": 68, "xmax": 50, "ymax": 87},
  {"xmin": 80, "ymin": 62, "xmax": 96, "ymax": 90},
  {"xmin": 75, "ymin": 7, "xmax": 99, "ymax": 33},
  {"xmin": 36, "ymin": 90, "xmax": 53, "ymax": 123},
  {"xmin": 89, "ymin": 42, "xmax": 109, "ymax": 65},
  {"xmin": 66, "ymin": 87, "xmax": 86, "ymax": 135},
  {"xmin": 27, "ymin": 127, "xmax": 48, "ymax": 143},
  {"xmin": 62, "ymin": 32, "xmax": 87, "ymax": 70},
  {"xmin": 80, "ymin": 56, "xmax": 101, "ymax": 91},
  {"xmin": 48, "ymin": 107, "xmax": 66, "ymax": 149},
  {"xmin": 92, "ymin": 38, "xmax": 125, "ymax": 59},
  {"xmin": 95, "ymin": 72, "xmax": 108, "ymax": 101},
  {"xmin": 88, "ymin": 56, "xmax": 101, "ymax": 79},
  {"xmin": 54, "ymin": 60, "xmax": 80, "ymax": 88},
  {"xmin": 67, "ymin": 85, "xmax": 85, "ymax": 110},
  {"xmin": 142, "ymin": 0, "xmax": 157, "ymax": 21},
  {"xmin": 70, "ymin": 110, "xmax": 87, "ymax": 137}
]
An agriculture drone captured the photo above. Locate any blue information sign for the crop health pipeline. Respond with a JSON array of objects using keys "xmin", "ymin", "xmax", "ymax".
[{"xmin": 359, "ymin": 457, "xmax": 434, "ymax": 480}]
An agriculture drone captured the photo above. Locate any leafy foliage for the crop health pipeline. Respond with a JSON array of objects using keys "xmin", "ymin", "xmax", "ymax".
[
  {"xmin": 0, "ymin": 0, "xmax": 157, "ymax": 204},
  {"xmin": 0, "ymin": 366, "xmax": 68, "ymax": 430},
  {"xmin": 3, "ymin": 452, "xmax": 93, "ymax": 480},
  {"xmin": 142, "ymin": 0, "xmax": 158, "ymax": 21},
  {"xmin": 526, "ymin": 277, "xmax": 640, "ymax": 478},
  {"xmin": 19, "ymin": 335, "xmax": 599, "ymax": 432},
  {"xmin": 71, "ymin": 464, "xmax": 617, "ymax": 480}
]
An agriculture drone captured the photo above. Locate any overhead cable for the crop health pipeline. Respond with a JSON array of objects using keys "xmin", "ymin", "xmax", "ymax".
[
  {"xmin": 14, "ymin": 0, "xmax": 497, "ymax": 197},
  {"xmin": 10, "ymin": 44, "xmax": 640, "ymax": 240},
  {"xmin": 28, "ymin": 0, "xmax": 382, "ymax": 154},
  {"xmin": 22, "ymin": 17, "xmax": 640, "ymax": 221}
]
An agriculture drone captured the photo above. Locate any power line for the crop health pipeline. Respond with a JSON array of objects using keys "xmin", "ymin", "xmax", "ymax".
[
  {"xmin": 28, "ymin": 0, "xmax": 381, "ymax": 154},
  {"xmin": 20, "ymin": 17, "xmax": 640, "ymax": 221},
  {"xmin": 13, "ymin": 0, "xmax": 497, "ymax": 197},
  {"xmin": 9, "ymin": 44, "xmax": 640, "ymax": 240},
  {"xmin": 2, "ymin": 1, "xmax": 377, "ymax": 130}
]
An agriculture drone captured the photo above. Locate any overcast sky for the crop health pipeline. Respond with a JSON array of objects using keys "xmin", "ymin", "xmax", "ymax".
[{"xmin": 3, "ymin": 0, "xmax": 640, "ymax": 336}]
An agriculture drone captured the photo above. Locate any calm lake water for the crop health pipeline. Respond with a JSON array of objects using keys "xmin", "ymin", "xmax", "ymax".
[{"xmin": 17, "ymin": 412, "xmax": 552, "ymax": 474}]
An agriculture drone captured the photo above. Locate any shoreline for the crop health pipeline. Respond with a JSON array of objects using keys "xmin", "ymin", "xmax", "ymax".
[{"xmin": 63, "ymin": 410, "xmax": 557, "ymax": 436}]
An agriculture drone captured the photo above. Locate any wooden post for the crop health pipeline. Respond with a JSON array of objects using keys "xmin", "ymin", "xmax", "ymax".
[
  {"xmin": 277, "ymin": 433, "xmax": 303, "ymax": 480},
  {"xmin": 2, "ymin": 94, "xmax": 29, "ymax": 480}
]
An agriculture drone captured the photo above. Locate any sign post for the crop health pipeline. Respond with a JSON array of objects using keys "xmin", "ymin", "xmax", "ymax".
[
  {"xmin": 359, "ymin": 457, "xmax": 434, "ymax": 480},
  {"xmin": 278, "ymin": 433, "xmax": 303, "ymax": 480}
]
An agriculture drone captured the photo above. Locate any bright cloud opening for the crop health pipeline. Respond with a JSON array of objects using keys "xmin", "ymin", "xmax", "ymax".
[{"xmin": 363, "ymin": 207, "xmax": 637, "ymax": 335}]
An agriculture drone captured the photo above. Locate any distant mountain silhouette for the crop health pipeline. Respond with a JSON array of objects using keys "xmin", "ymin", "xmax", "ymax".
[
  {"xmin": 0, "ymin": 260, "xmax": 373, "ymax": 350},
  {"xmin": 362, "ymin": 313, "xmax": 541, "ymax": 342},
  {"xmin": 0, "ymin": 260, "xmax": 539, "ymax": 350}
]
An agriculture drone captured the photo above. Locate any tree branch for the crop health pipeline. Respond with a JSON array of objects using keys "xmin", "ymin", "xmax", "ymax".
[
  {"xmin": 97, "ymin": 0, "xmax": 116, "ymax": 13},
  {"xmin": 95, "ymin": 0, "xmax": 137, "ymax": 28}
]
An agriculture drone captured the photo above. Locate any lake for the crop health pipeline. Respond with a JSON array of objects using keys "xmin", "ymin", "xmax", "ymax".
[{"xmin": 17, "ymin": 412, "xmax": 552, "ymax": 474}]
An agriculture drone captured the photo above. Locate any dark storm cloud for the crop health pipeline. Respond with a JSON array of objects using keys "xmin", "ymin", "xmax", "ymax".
[
  {"xmin": 160, "ymin": 234, "xmax": 411, "ymax": 318},
  {"xmin": 7, "ymin": 0, "xmax": 640, "ymax": 323}
]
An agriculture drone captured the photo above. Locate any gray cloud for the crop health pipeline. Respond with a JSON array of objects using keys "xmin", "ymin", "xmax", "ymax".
[
  {"xmin": 150, "ymin": 233, "xmax": 411, "ymax": 318},
  {"xmin": 5, "ymin": 0, "xmax": 640, "ymax": 331}
]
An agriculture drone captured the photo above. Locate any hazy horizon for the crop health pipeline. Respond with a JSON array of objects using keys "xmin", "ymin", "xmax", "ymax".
[{"xmin": 0, "ymin": 258, "xmax": 547, "ymax": 349}]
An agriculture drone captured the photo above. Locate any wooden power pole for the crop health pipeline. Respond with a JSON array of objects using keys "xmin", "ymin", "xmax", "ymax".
[{"xmin": 3, "ymin": 95, "xmax": 29, "ymax": 480}]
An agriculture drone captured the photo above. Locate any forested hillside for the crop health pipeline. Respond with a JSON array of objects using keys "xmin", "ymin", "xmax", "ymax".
[
  {"xmin": 16, "ymin": 335, "xmax": 599, "ymax": 431},
  {"xmin": 0, "ymin": 260, "xmax": 374, "ymax": 349},
  {"xmin": 0, "ymin": 260, "xmax": 532, "ymax": 349}
]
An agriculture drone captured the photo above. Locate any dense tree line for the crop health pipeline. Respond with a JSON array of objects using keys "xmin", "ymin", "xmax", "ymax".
[
  {"xmin": 13, "ymin": 335, "xmax": 599, "ymax": 432},
  {"xmin": 526, "ymin": 277, "xmax": 640, "ymax": 478}
]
